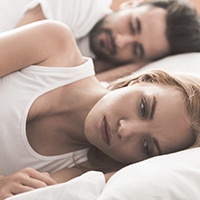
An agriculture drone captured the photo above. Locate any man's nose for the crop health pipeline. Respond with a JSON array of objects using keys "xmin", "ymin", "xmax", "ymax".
[{"xmin": 115, "ymin": 33, "xmax": 135, "ymax": 48}]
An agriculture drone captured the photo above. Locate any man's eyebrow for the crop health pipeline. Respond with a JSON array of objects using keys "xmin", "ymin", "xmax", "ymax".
[
  {"xmin": 150, "ymin": 95, "xmax": 156, "ymax": 120},
  {"xmin": 136, "ymin": 17, "xmax": 141, "ymax": 34}
]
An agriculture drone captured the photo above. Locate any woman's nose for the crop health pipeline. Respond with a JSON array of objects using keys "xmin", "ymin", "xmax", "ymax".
[
  {"xmin": 115, "ymin": 33, "xmax": 135, "ymax": 48},
  {"xmin": 118, "ymin": 119, "xmax": 134, "ymax": 141}
]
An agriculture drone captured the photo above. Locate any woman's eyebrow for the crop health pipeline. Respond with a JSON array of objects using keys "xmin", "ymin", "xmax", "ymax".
[{"xmin": 150, "ymin": 95, "xmax": 156, "ymax": 120}]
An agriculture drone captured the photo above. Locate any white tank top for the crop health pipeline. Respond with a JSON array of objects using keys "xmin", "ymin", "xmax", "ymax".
[{"xmin": 0, "ymin": 57, "xmax": 94, "ymax": 175}]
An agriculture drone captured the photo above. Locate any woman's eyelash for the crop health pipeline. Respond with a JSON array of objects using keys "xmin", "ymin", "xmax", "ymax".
[{"xmin": 140, "ymin": 97, "xmax": 148, "ymax": 119}]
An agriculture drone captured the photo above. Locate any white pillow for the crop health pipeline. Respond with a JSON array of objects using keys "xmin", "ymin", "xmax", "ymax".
[
  {"xmin": 97, "ymin": 53, "xmax": 200, "ymax": 200},
  {"xmin": 97, "ymin": 148, "xmax": 200, "ymax": 200},
  {"xmin": 136, "ymin": 52, "xmax": 200, "ymax": 75}
]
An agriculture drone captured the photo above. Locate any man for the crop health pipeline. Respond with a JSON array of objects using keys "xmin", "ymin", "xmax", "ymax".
[
  {"xmin": 2, "ymin": 0, "xmax": 200, "ymax": 77},
  {"xmin": 89, "ymin": 0, "xmax": 200, "ymax": 74}
]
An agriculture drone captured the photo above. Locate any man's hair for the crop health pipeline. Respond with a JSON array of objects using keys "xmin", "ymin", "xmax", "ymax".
[{"xmin": 140, "ymin": 0, "xmax": 200, "ymax": 57}]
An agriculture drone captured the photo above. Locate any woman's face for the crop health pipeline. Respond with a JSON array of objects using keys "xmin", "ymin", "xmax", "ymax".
[{"xmin": 84, "ymin": 81, "xmax": 193, "ymax": 164}]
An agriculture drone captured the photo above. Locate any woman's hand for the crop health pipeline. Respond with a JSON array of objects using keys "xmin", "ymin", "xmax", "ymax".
[{"xmin": 0, "ymin": 167, "xmax": 56, "ymax": 200}]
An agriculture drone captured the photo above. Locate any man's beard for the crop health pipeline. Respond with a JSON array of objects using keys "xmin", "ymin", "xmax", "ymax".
[{"xmin": 89, "ymin": 18, "xmax": 121, "ymax": 64}]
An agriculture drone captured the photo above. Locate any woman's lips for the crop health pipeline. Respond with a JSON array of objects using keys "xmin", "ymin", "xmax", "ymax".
[{"xmin": 100, "ymin": 116, "xmax": 111, "ymax": 146}]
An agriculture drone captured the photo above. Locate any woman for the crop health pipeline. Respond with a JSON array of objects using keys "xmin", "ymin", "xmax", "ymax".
[{"xmin": 0, "ymin": 20, "xmax": 199, "ymax": 199}]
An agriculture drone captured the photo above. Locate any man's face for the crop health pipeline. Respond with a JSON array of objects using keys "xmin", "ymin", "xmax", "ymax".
[{"xmin": 89, "ymin": 5, "xmax": 169, "ymax": 65}]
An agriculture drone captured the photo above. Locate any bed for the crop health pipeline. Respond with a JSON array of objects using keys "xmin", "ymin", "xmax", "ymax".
[
  {"xmin": 1, "ymin": 0, "xmax": 200, "ymax": 199},
  {"xmin": 7, "ymin": 52, "xmax": 200, "ymax": 200}
]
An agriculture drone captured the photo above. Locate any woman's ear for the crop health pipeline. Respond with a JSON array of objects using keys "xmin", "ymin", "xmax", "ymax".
[
  {"xmin": 128, "ymin": 79, "xmax": 139, "ymax": 86},
  {"xmin": 119, "ymin": 0, "xmax": 143, "ymax": 10}
]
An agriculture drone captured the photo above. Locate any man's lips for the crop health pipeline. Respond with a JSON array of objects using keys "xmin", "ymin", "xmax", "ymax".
[
  {"xmin": 104, "ymin": 34, "xmax": 113, "ymax": 52},
  {"xmin": 100, "ymin": 33, "xmax": 114, "ymax": 53},
  {"xmin": 100, "ymin": 116, "xmax": 111, "ymax": 145}
]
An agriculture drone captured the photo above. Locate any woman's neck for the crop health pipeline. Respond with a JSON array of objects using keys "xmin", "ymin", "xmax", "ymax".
[
  {"xmin": 26, "ymin": 76, "xmax": 109, "ymax": 155},
  {"xmin": 59, "ymin": 76, "xmax": 109, "ymax": 146}
]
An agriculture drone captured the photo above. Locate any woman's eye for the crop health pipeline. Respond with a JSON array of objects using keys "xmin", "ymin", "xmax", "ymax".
[
  {"xmin": 140, "ymin": 97, "xmax": 147, "ymax": 119},
  {"xmin": 143, "ymin": 138, "xmax": 151, "ymax": 157}
]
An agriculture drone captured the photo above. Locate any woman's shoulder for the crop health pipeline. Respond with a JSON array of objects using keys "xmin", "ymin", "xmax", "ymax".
[{"xmin": 36, "ymin": 20, "xmax": 86, "ymax": 69}]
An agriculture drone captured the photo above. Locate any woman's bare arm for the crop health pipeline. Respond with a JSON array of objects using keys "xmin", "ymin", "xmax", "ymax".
[{"xmin": 0, "ymin": 20, "xmax": 84, "ymax": 77}]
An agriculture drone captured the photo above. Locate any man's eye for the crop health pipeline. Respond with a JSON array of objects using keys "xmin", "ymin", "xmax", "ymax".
[
  {"xmin": 129, "ymin": 22, "xmax": 135, "ymax": 34},
  {"xmin": 140, "ymin": 97, "xmax": 147, "ymax": 119}
]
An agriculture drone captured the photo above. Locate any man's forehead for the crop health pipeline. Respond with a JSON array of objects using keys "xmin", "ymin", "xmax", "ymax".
[
  {"xmin": 131, "ymin": 5, "xmax": 169, "ymax": 61},
  {"xmin": 132, "ymin": 4, "xmax": 165, "ymax": 16}
]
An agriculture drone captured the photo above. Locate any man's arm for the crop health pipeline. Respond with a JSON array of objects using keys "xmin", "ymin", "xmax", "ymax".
[
  {"xmin": 15, "ymin": 4, "xmax": 45, "ymax": 28},
  {"xmin": 95, "ymin": 62, "xmax": 144, "ymax": 82}
]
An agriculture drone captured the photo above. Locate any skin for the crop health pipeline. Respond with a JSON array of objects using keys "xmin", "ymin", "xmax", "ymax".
[
  {"xmin": 89, "ymin": 5, "xmax": 169, "ymax": 72},
  {"xmin": 84, "ymin": 82, "xmax": 193, "ymax": 164},
  {"xmin": 0, "ymin": 20, "xmax": 193, "ymax": 198},
  {"xmin": 0, "ymin": 168, "xmax": 56, "ymax": 199}
]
